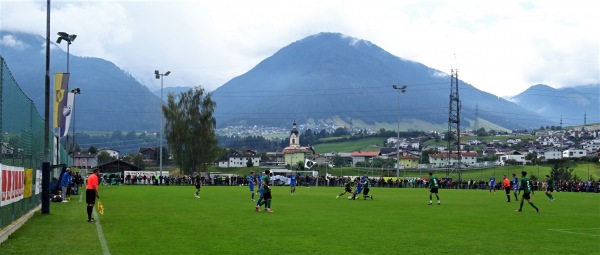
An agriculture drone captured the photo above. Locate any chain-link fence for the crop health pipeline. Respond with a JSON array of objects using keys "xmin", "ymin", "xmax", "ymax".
[{"xmin": 0, "ymin": 56, "xmax": 68, "ymax": 230}]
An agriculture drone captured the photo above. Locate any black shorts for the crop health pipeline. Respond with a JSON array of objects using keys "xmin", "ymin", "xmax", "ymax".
[
  {"xmin": 522, "ymin": 193, "xmax": 531, "ymax": 200},
  {"xmin": 195, "ymin": 184, "xmax": 201, "ymax": 189},
  {"xmin": 86, "ymin": 189, "xmax": 96, "ymax": 204},
  {"xmin": 430, "ymin": 188, "xmax": 438, "ymax": 194},
  {"xmin": 546, "ymin": 187, "xmax": 554, "ymax": 192},
  {"xmin": 363, "ymin": 188, "xmax": 370, "ymax": 195},
  {"xmin": 345, "ymin": 188, "xmax": 352, "ymax": 193},
  {"xmin": 263, "ymin": 191, "xmax": 272, "ymax": 200},
  {"xmin": 504, "ymin": 187, "xmax": 511, "ymax": 194}
]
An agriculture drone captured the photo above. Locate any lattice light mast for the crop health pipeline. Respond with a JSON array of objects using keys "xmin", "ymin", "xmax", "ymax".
[{"xmin": 447, "ymin": 68, "xmax": 461, "ymax": 180}]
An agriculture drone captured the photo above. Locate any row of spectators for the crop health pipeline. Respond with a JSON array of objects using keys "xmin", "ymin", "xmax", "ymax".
[{"xmin": 113, "ymin": 173, "xmax": 599, "ymax": 193}]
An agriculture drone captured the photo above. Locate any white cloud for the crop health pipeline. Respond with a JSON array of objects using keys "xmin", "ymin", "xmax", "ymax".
[
  {"xmin": 0, "ymin": 35, "xmax": 27, "ymax": 49},
  {"xmin": 0, "ymin": 0, "xmax": 597, "ymax": 96}
]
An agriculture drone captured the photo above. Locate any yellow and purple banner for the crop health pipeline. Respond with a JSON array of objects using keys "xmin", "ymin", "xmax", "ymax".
[{"xmin": 53, "ymin": 73, "xmax": 70, "ymax": 137}]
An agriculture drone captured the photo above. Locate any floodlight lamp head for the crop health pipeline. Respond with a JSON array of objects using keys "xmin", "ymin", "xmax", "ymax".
[
  {"xmin": 401, "ymin": 85, "xmax": 407, "ymax": 93},
  {"xmin": 164, "ymin": 71, "xmax": 171, "ymax": 76},
  {"xmin": 392, "ymin": 85, "xmax": 398, "ymax": 89},
  {"xmin": 155, "ymin": 70, "xmax": 160, "ymax": 79}
]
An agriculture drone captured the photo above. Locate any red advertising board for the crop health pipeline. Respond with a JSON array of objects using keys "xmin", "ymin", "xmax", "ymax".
[{"xmin": 1, "ymin": 165, "xmax": 25, "ymax": 206}]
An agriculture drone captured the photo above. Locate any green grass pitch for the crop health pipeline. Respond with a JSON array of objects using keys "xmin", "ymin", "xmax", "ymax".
[{"xmin": 1, "ymin": 185, "xmax": 599, "ymax": 254}]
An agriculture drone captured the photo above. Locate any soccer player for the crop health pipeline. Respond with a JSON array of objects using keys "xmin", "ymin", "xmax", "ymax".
[
  {"xmin": 336, "ymin": 178, "xmax": 353, "ymax": 198},
  {"xmin": 289, "ymin": 171, "xmax": 297, "ymax": 195},
  {"xmin": 489, "ymin": 176, "xmax": 496, "ymax": 194},
  {"xmin": 248, "ymin": 171, "xmax": 256, "ymax": 201},
  {"xmin": 516, "ymin": 171, "xmax": 539, "ymax": 213},
  {"xmin": 428, "ymin": 172, "xmax": 440, "ymax": 205},
  {"xmin": 502, "ymin": 175, "xmax": 511, "ymax": 202},
  {"xmin": 512, "ymin": 173, "xmax": 519, "ymax": 201},
  {"xmin": 362, "ymin": 174, "xmax": 373, "ymax": 200},
  {"xmin": 351, "ymin": 177, "xmax": 363, "ymax": 200},
  {"xmin": 86, "ymin": 168, "xmax": 100, "ymax": 222},
  {"xmin": 544, "ymin": 175, "xmax": 555, "ymax": 201},
  {"xmin": 194, "ymin": 174, "xmax": 201, "ymax": 198},
  {"xmin": 255, "ymin": 170, "xmax": 273, "ymax": 213}
]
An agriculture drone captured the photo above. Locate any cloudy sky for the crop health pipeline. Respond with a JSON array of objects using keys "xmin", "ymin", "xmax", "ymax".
[{"xmin": 0, "ymin": 0, "xmax": 598, "ymax": 97}]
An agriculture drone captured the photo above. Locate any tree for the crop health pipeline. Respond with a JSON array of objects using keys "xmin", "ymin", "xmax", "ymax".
[
  {"xmin": 97, "ymin": 151, "xmax": 115, "ymax": 165},
  {"xmin": 88, "ymin": 145, "xmax": 98, "ymax": 154},
  {"xmin": 550, "ymin": 160, "xmax": 574, "ymax": 181},
  {"xmin": 163, "ymin": 86, "xmax": 217, "ymax": 174},
  {"xmin": 332, "ymin": 155, "xmax": 346, "ymax": 167},
  {"xmin": 475, "ymin": 128, "xmax": 488, "ymax": 137},
  {"xmin": 246, "ymin": 157, "xmax": 254, "ymax": 167},
  {"xmin": 123, "ymin": 153, "xmax": 145, "ymax": 169}
]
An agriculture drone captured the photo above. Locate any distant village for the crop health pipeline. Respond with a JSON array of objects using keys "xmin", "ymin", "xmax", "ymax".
[{"xmin": 65, "ymin": 120, "xmax": 600, "ymax": 174}]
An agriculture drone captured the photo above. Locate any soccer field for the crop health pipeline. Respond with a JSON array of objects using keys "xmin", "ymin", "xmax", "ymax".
[{"xmin": 1, "ymin": 185, "xmax": 599, "ymax": 254}]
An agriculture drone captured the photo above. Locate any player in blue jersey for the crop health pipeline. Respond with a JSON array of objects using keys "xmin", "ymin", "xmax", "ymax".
[
  {"xmin": 289, "ymin": 171, "xmax": 297, "ymax": 195},
  {"xmin": 350, "ymin": 176, "xmax": 364, "ymax": 200},
  {"xmin": 489, "ymin": 176, "xmax": 496, "ymax": 194},
  {"xmin": 512, "ymin": 173, "xmax": 519, "ymax": 201},
  {"xmin": 248, "ymin": 171, "xmax": 256, "ymax": 201}
]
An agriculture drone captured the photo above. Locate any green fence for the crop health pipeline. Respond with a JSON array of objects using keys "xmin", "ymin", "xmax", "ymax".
[{"xmin": 0, "ymin": 56, "xmax": 69, "ymax": 230}]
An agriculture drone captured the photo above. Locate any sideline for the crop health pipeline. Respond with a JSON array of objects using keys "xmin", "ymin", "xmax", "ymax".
[
  {"xmin": 93, "ymin": 209, "xmax": 111, "ymax": 255},
  {"xmin": 0, "ymin": 205, "xmax": 41, "ymax": 244},
  {"xmin": 548, "ymin": 228, "xmax": 600, "ymax": 237}
]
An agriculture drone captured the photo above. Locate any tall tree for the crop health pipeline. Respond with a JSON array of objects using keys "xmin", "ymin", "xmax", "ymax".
[{"xmin": 163, "ymin": 87, "xmax": 217, "ymax": 174}]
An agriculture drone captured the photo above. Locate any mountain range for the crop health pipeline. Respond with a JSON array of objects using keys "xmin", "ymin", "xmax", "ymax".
[
  {"xmin": 0, "ymin": 31, "xmax": 161, "ymax": 132},
  {"xmin": 1, "ymin": 31, "xmax": 597, "ymax": 133}
]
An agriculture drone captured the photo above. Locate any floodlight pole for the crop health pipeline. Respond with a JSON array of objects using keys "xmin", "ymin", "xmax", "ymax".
[
  {"xmin": 42, "ymin": 0, "xmax": 51, "ymax": 214},
  {"xmin": 155, "ymin": 70, "xmax": 170, "ymax": 176},
  {"xmin": 392, "ymin": 85, "xmax": 407, "ymax": 180},
  {"xmin": 71, "ymin": 88, "xmax": 80, "ymax": 167}
]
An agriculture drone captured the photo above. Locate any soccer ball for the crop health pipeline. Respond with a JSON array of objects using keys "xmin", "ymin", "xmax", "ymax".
[{"xmin": 348, "ymin": 196, "xmax": 353, "ymax": 200}]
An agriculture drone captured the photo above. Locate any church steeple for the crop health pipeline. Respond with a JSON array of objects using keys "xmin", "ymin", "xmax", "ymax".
[{"xmin": 289, "ymin": 117, "xmax": 300, "ymax": 147}]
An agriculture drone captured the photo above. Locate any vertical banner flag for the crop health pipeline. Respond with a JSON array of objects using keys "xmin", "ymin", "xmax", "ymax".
[
  {"xmin": 1, "ymin": 164, "xmax": 25, "ymax": 206},
  {"xmin": 35, "ymin": 169, "xmax": 42, "ymax": 195},
  {"xmin": 62, "ymin": 91, "xmax": 75, "ymax": 137},
  {"xmin": 24, "ymin": 168, "xmax": 33, "ymax": 198},
  {"xmin": 53, "ymin": 73, "xmax": 70, "ymax": 137},
  {"xmin": 304, "ymin": 158, "xmax": 316, "ymax": 169}
]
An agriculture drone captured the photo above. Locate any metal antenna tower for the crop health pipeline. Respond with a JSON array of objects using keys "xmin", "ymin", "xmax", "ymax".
[
  {"xmin": 447, "ymin": 68, "xmax": 461, "ymax": 180},
  {"xmin": 560, "ymin": 115, "xmax": 563, "ymax": 129}
]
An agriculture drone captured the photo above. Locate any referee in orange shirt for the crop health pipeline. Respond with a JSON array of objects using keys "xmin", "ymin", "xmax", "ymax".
[
  {"xmin": 502, "ymin": 175, "xmax": 511, "ymax": 202},
  {"xmin": 86, "ymin": 168, "xmax": 100, "ymax": 222}
]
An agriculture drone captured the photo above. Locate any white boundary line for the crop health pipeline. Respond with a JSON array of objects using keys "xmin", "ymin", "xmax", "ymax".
[
  {"xmin": 93, "ymin": 209, "xmax": 111, "ymax": 255},
  {"xmin": 548, "ymin": 228, "xmax": 600, "ymax": 237}
]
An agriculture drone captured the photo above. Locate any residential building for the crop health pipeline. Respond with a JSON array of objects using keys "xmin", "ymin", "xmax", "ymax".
[
  {"xmin": 428, "ymin": 151, "xmax": 479, "ymax": 167},
  {"xmin": 138, "ymin": 147, "xmax": 157, "ymax": 162},
  {"xmin": 351, "ymin": 151, "xmax": 380, "ymax": 167},
  {"xmin": 540, "ymin": 147, "xmax": 562, "ymax": 161},
  {"xmin": 562, "ymin": 149, "xmax": 587, "ymax": 158},
  {"xmin": 219, "ymin": 150, "xmax": 261, "ymax": 168},
  {"xmin": 73, "ymin": 152, "xmax": 98, "ymax": 169},
  {"xmin": 498, "ymin": 150, "xmax": 527, "ymax": 165}
]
